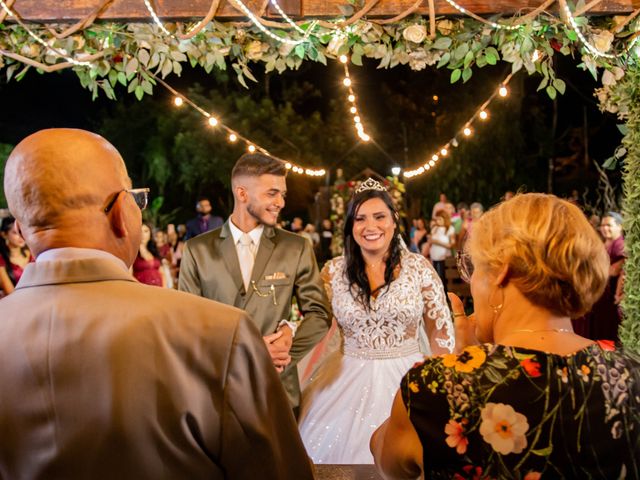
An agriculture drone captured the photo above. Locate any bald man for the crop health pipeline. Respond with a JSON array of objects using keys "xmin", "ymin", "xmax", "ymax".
[{"xmin": 0, "ymin": 129, "xmax": 313, "ymax": 480}]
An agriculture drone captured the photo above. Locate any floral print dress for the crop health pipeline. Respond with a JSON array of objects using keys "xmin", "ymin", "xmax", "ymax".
[{"xmin": 402, "ymin": 342, "xmax": 640, "ymax": 479}]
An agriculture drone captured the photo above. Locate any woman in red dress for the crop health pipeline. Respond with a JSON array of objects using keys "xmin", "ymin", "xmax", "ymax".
[
  {"xmin": 132, "ymin": 223, "xmax": 164, "ymax": 287},
  {"xmin": 0, "ymin": 216, "xmax": 34, "ymax": 296}
]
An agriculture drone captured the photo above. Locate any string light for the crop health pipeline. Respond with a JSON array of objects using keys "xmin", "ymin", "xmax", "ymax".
[
  {"xmin": 338, "ymin": 55, "xmax": 373, "ymax": 143},
  {"xmin": 561, "ymin": 0, "xmax": 618, "ymax": 59},
  {"xmin": 499, "ymin": 86, "xmax": 508, "ymax": 97},
  {"xmin": 142, "ymin": 0, "xmax": 172, "ymax": 36},
  {"xmin": 349, "ymin": 106, "xmax": 357, "ymax": 114},
  {"xmin": 532, "ymin": 49, "xmax": 541, "ymax": 62},
  {"xmin": 404, "ymin": 73, "xmax": 514, "ymax": 179},
  {"xmin": 343, "ymin": 77, "xmax": 352, "ymax": 87},
  {"xmin": 0, "ymin": 0, "xmax": 93, "ymax": 67},
  {"xmin": 339, "ymin": 55, "xmax": 348, "ymax": 64},
  {"xmin": 231, "ymin": 0, "xmax": 310, "ymax": 45},
  {"xmin": 155, "ymin": 74, "xmax": 325, "ymax": 177},
  {"xmin": 348, "ymin": 94, "xmax": 356, "ymax": 102}
]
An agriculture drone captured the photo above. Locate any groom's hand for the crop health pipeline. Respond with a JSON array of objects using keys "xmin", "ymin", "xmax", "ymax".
[{"xmin": 263, "ymin": 329, "xmax": 292, "ymax": 373}]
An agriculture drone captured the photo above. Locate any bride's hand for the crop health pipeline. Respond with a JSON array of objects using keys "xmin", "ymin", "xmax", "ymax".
[{"xmin": 447, "ymin": 292, "xmax": 479, "ymax": 354}]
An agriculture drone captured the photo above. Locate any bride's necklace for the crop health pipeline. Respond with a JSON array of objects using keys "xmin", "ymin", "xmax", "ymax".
[
  {"xmin": 510, "ymin": 328, "xmax": 572, "ymax": 334},
  {"xmin": 364, "ymin": 258, "xmax": 385, "ymax": 269}
]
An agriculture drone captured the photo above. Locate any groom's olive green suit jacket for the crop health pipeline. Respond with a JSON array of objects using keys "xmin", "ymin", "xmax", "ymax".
[{"xmin": 179, "ymin": 221, "xmax": 331, "ymax": 407}]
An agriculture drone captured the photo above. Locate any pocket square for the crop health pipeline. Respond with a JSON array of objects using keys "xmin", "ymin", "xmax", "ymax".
[{"xmin": 265, "ymin": 272, "xmax": 287, "ymax": 280}]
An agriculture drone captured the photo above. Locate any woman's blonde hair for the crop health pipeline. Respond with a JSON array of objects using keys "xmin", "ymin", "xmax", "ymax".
[{"xmin": 466, "ymin": 193, "xmax": 609, "ymax": 317}]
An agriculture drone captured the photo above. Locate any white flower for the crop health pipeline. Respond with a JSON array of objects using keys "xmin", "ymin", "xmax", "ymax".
[
  {"xmin": 403, "ymin": 24, "xmax": 427, "ymax": 44},
  {"xmin": 245, "ymin": 40, "xmax": 265, "ymax": 60},
  {"xmin": 479, "ymin": 403, "xmax": 529, "ymax": 455},
  {"xmin": 437, "ymin": 20, "xmax": 455, "ymax": 36},
  {"xmin": 327, "ymin": 35, "xmax": 346, "ymax": 56},
  {"xmin": 592, "ymin": 29, "xmax": 614, "ymax": 53}
]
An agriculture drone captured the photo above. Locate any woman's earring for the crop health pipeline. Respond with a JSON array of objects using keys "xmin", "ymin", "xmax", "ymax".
[{"xmin": 488, "ymin": 286, "xmax": 504, "ymax": 315}]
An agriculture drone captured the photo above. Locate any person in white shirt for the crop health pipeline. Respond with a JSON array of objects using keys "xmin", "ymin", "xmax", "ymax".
[{"xmin": 428, "ymin": 209, "xmax": 455, "ymax": 287}]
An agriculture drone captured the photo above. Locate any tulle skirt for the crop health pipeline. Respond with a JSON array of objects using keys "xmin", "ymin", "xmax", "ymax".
[{"xmin": 298, "ymin": 349, "xmax": 424, "ymax": 464}]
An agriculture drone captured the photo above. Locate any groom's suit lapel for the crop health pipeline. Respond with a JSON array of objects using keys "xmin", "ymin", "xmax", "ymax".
[
  {"xmin": 249, "ymin": 226, "xmax": 276, "ymax": 289},
  {"xmin": 218, "ymin": 222, "xmax": 245, "ymax": 299}
]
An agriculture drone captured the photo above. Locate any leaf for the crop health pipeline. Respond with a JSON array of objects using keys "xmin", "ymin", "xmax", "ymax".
[
  {"xmin": 462, "ymin": 67, "xmax": 472, "ymax": 83},
  {"xmin": 294, "ymin": 44, "xmax": 305, "ymax": 59},
  {"xmin": 125, "ymin": 57, "xmax": 139, "ymax": 76},
  {"xmin": 436, "ymin": 52, "xmax": 450, "ymax": 69},
  {"xmin": 618, "ymin": 124, "xmax": 629, "ymax": 135},
  {"xmin": 553, "ymin": 78, "xmax": 566, "ymax": 95},
  {"xmin": 537, "ymin": 76, "xmax": 548, "ymax": 91},
  {"xmin": 161, "ymin": 58, "xmax": 172, "ymax": 78},
  {"xmin": 546, "ymin": 85, "xmax": 557, "ymax": 100},
  {"xmin": 170, "ymin": 50, "xmax": 187, "ymax": 62},
  {"xmin": 450, "ymin": 68, "xmax": 461, "ymax": 83},
  {"xmin": 485, "ymin": 52, "xmax": 497, "ymax": 65},
  {"xmin": 454, "ymin": 43, "xmax": 469, "ymax": 60},
  {"xmin": 433, "ymin": 37, "xmax": 452, "ymax": 50},
  {"xmin": 603, "ymin": 156, "xmax": 618, "ymax": 170},
  {"xmin": 117, "ymin": 71, "xmax": 127, "ymax": 86},
  {"xmin": 463, "ymin": 50, "xmax": 474, "ymax": 69},
  {"xmin": 172, "ymin": 61, "xmax": 182, "ymax": 76},
  {"xmin": 134, "ymin": 85, "xmax": 144, "ymax": 101},
  {"xmin": 127, "ymin": 77, "xmax": 139, "ymax": 93},
  {"xmin": 351, "ymin": 53, "xmax": 363, "ymax": 66},
  {"xmin": 566, "ymin": 30, "xmax": 578, "ymax": 42},
  {"xmin": 138, "ymin": 48, "xmax": 150, "ymax": 67},
  {"xmin": 531, "ymin": 446, "xmax": 553, "ymax": 457},
  {"xmin": 141, "ymin": 79, "xmax": 153, "ymax": 95}
]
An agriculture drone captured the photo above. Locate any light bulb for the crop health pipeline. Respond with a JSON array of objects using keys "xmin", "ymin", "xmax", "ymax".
[
  {"xmin": 208, "ymin": 116, "xmax": 218, "ymax": 127},
  {"xmin": 348, "ymin": 94, "xmax": 355, "ymax": 102},
  {"xmin": 339, "ymin": 55, "xmax": 348, "ymax": 64},
  {"xmin": 360, "ymin": 133, "xmax": 370, "ymax": 142},
  {"xmin": 499, "ymin": 86, "xmax": 508, "ymax": 97},
  {"xmin": 285, "ymin": 162, "xmax": 292, "ymax": 169},
  {"xmin": 432, "ymin": 154, "xmax": 439, "ymax": 162},
  {"xmin": 433, "ymin": 95, "xmax": 439, "ymax": 102},
  {"xmin": 391, "ymin": 167, "xmax": 401, "ymax": 176},
  {"xmin": 173, "ymin": 96, "xmax": 183, "ymax": 107},
  {"xmin": 429, "ymin": 160, "xmax": 436, "ymax": 167},
  {"xmin": 354, "ymin": 116, "xmax": 361, "ymax": 123},
  {"xmin": 228, "ymin": 133, "xmax": 238, "ymax": 142},
  {"xmin": 440, "ymin": 148, "xmax": 448, "ymax": 156},
  {"xmin": 479, "ymin": 110, "xmax": 488, "ymax": 120},
  {"xmin": 350, "ymin": 106, "xmax": 357, "ymax": 114},
  {"xmin": 247, "ymin": 145, "xmax": 256, "ymax": 153},
  {"xmin": 463, "ymin": 127, "xmax": 472, "ymax": 136},
  {"xmin": 343, "ymin": 78, "xmax": 352, "ymax": 87}
]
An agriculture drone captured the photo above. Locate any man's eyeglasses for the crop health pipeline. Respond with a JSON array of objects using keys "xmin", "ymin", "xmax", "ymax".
[
  {"xmin": 456, "ymin": 251, "xmax": 474, "ymax": 283},
  {"xmin": 104, "ymin": 188, "xmax": 150, "ymax": 214}
]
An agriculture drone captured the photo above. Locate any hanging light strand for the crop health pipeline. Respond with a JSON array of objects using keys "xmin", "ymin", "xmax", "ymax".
[
  {"xmin": 230, "ymin": 0, "xmax": 312, "ymax": 45},
  {"xmin": 403, "ymin": 72, "xmax": 515, "ymax": 179},
  {"xmin": 340, "ymin": 55, "xmax": 372, "ymax": 142},
  {"xmin": 142, "ymin": 0, "xmax": 173, "ymax": 36},
  {"xmin": 269, "ymin": 0, "xmax": 307, "ymax": 35},
  {"xmin": 0, "ymin": 0, "xmax": 93, "ymax": 67},
  {"xmin": 151, "ymin": 72, "xmax": 326, "ymax": 177},
  {"xmin": 559, "ymin": 0, "xmax": 618, "ymax": 59},
  {"xmin": 442, "ymin": 0, "xmax": 519, "ymax": 30}
]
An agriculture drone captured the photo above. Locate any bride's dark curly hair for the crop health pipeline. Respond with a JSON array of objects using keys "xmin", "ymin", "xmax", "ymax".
[{"xmin": 343, "ymin": 188, "xmax": 402, "ymax": 309}]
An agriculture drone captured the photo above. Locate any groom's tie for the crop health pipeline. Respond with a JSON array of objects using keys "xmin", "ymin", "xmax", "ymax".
[{"xmin": 238, "ymin": 233, "xmax": 255, "ymax": 291}]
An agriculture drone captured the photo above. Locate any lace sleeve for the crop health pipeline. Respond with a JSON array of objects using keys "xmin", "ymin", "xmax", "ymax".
[{"xmin": 420, "ymin": 257, "xmax": 455, "ymax": 354}]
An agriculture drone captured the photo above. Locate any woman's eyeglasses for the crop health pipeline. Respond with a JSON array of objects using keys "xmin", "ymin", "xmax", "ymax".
[
  {"xmin": 456, "ymin": 251, "xmax": 474, "ymax": 283},
  {"xmin": 104, "ymin": 188, "xmax": 150, "ymax": 214}
]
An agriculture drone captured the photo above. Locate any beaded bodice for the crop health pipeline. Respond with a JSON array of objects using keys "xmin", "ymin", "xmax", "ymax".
[{"xmin": 322, "ymin": 252, "xmax": 454, "ymax": 358}]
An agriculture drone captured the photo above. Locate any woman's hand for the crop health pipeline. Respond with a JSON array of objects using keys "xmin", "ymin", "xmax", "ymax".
[{"xmin": 447, "ymin": 292, "xmax": 479, "ymax": 354}]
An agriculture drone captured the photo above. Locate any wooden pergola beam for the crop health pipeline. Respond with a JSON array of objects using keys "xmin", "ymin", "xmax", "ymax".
[{"xmin": 7, "ymin": 0, "xmax": 640, "ymax": 23}]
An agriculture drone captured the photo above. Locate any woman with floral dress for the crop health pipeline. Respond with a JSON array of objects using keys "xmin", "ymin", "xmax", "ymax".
[{"xmin": 372, "ymin": 193, "xmax": 640, "ymax": 479}]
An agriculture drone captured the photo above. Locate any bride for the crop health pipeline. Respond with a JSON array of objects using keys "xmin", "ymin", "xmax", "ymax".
[{"xmin": 298, "ymin": 179, "xmax": 454, "ymax": 464}]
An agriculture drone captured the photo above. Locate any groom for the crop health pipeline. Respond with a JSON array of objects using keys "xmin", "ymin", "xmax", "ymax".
[{"xmin": 179, "ymin": 153, "xmax": 331, "ymax": 408}]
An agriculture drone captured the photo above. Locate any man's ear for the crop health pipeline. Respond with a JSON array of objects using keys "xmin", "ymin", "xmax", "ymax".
[
  {"xmin": 108, "ymin": 193, "xmax": 128, "ymax": 239},
  {"xmin": 234, "ymin": 184, "xmax": 248, "ymax": 204}
]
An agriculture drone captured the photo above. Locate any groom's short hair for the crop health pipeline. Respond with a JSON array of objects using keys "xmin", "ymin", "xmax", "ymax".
[{"xmin": 231, "ymin": 153, "xmax": 287, "ymax": 180}]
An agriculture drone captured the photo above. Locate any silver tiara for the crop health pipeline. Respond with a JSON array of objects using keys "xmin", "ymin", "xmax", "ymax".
[{"xmin": 354, "ymin": 178, "xmax": 387, "ymax": 194}]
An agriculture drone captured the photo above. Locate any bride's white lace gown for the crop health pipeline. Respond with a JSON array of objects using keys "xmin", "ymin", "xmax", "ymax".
[{"xmin": 298, "ymin": 251, "xmax": 454, "ymax": 464}]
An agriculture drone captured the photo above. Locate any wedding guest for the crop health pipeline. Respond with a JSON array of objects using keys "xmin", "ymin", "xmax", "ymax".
[
  {"xmin": 371, "ymin": 193, "xmax": 639, "ymax": 479},
  {"xmin": 0, "ymin": 216, "xmax": 33, "ymax": 289},
  {"xmin": 299, "ymin": 179, "xmax": 454, "ymax": 464},
  {"xmin": 0, "ymin": 128, "xmax": 313, "ymax": 479},
  {"xmin": 410, "ymin": 217, "xmax": 428, "ymax": 255},
  {"xmin": 184, "ymin": 197, "xmax": 223, "ymax": 240},
  {"xmin": 431, "ymin": 192, "xmax": 448, "ymax": 219},
  {"xmin": 428, "ymin": 210, "xmax": 455, "ymax": 286},
  {"xmin": 132, "ymin": 223, "xmax": 164, "ymax": 287},
  {"xmin": 319, "ymin": 219, "xmax": 333, "ymax": 263}
]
